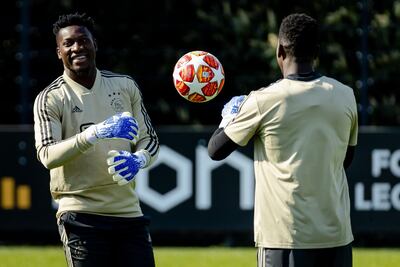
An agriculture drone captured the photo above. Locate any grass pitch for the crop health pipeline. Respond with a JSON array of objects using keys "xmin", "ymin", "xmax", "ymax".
[{"xmin": 0, "ymin": 246, "xmax": 399, "ymax": 267}]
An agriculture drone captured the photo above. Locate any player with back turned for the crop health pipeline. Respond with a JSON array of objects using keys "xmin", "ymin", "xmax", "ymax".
[
  {"xmin": 208, "ymin": 13, "xmax": 358, "ymax": 267},
  {"xmin": 33, "ymin": 13, "xmax": 159, "ymax": 267}
]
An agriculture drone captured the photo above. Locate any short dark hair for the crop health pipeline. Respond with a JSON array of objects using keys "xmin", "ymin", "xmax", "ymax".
[
  {"xmin": 53, "ymin": 12, "xmax": 95, "ymax": 36},
  {"xmin": 278, "ymin": 13, "xmax": 319, "ymax": 62}
]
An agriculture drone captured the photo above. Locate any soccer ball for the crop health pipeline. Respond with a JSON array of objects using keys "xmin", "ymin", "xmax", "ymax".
[{"xmin": 173, "ymin": 51, "xmax": 225, "ymax": 103}]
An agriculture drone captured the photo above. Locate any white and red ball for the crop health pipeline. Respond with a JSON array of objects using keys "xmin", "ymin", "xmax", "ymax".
[{"xmin": 173, "ymin": 51, "xmax": 225, "ymax": 103}]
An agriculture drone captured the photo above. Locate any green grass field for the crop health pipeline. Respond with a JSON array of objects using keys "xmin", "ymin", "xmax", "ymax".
[{"xmin": 0, "ymin": 246, "xmax": 399, "ymax": 267}]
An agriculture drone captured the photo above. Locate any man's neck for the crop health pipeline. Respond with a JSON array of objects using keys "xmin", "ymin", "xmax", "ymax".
[
  {"xmin": 282, "ymin": 59, "xmax": 314, "ymax": 78},
  {"xmin": 66, "ymin": 68, "xmax": 97, "ymax": 89}
]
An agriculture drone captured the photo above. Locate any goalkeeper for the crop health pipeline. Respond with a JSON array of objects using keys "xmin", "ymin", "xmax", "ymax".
[{"xmin": 33, "ymin": 13, "xmax": 159, "ymax": 267}]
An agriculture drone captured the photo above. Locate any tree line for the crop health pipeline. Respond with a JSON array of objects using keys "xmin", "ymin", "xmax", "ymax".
[{"xmin": 1, "ymin": 0, "xmax": 399, "ymax": 126}]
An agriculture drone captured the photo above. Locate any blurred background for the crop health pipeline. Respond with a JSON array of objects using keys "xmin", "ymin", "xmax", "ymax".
[
  {"xmin": 3, "ymin": 0, "xmax": 400, "ymax": 126},
  {"xmin": 1, "ymin": 0, "xmax": 400, "ymax": 248}
]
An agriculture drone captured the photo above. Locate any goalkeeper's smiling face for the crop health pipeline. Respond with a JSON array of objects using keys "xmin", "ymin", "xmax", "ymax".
[{"xmin": 56, "ymin": 25, "xmax": 97, "ymax": 78}]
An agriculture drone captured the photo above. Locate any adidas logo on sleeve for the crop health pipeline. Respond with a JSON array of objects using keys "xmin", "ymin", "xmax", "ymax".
[{"xmin": 72, "ymin": 106, "xmax": 83, "ymax": 113}]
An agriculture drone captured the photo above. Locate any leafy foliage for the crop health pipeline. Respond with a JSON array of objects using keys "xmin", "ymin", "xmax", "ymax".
[{"xmin": 1, "ymin": 0, "xmax": 400, "ymax": 125}]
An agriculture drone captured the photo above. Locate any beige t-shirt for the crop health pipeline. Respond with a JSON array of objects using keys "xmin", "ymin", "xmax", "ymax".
[
  {"xmin": 225, "ymin": 75, "xmax": 358, "ymax": 248},
  {"xmin": 33, "ymin": 69, "xmax": 159, "ymax": 218}
]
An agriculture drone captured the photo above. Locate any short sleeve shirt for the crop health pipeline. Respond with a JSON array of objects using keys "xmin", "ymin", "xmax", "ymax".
[{"xmin": 225, "ymin": 74, "xmax": 358, "ymax": 248}]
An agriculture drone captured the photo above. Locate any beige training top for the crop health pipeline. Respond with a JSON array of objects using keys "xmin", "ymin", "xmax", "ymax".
[
  {"xmin": 33, "ymin": 69, "xmax": 159, "ymax": 218},
  {"xmin": 225, "ymin": 75, "xmax": 358, "ymax": 248}
]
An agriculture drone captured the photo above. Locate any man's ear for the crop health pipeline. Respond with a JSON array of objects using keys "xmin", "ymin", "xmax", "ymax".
[
  {"xmin": 94, "ymin": 39, "xmax": 98, "ymax": 51},
  {"xmin": 277, "ymin": 44, "xmax": 286, "ymax": 60},
  {"xmin": 56, "ymin": 46, "xmax": 61, "ymax": 59}
]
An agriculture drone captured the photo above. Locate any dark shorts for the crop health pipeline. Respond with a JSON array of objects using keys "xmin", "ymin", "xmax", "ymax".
[
  {"xmin": 257, "ymin": 243, "xmax": 352, "ymax": 267},
  {"xmin": 57, "ymin": 212, "xmax": 155, "ymax": 267}
]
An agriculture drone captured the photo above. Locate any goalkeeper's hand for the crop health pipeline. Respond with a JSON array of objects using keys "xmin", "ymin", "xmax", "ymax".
[
  {"xmin": 219, "ymin": 95, "xmax": 246, "ymax": 128},
  {"xmin": 85, "ymin": 112, "xmax": 139, "ymax": 144},
  {"xmin": 107, "ymin": 150, "xmax": 148, "ymax": 186}
]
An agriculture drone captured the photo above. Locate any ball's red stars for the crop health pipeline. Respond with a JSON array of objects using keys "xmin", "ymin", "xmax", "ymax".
[{"xmin": 173, "ymin": 51, "xmax": 225, "ymax": 103}]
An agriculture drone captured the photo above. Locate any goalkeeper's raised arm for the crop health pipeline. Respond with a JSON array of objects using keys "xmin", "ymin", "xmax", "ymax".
[{"xmin": 33, "ymin": 108, "xmax": 140, "ymax": 169}]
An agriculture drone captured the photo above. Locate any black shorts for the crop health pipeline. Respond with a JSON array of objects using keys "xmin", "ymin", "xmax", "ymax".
[
  {"xmin": 57, "ymin": 212, "xmax": 155, "ymax": 267},
  {"xmin": 257, "ymin": 243, "xmax": 352, "ymax": 267}
]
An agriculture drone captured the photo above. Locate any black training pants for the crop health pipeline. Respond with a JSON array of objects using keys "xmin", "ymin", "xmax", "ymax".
[
  {"xmin": 257, "ymin": 244, "xmax": 352, "ymax": 267},
  {"xmin": 58, "ymin": 212, "xmax": 155, "ymax": 267}
]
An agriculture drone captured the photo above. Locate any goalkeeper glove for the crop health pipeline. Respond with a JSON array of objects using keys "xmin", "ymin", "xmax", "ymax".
[
  {"xmin": 219, "ymin": 95, "xmax": 246, "ymax": 128},
  {"xmin": 85, "ymin": 112, "xmax": 139, "ymax": 144},
  {"xmin": 107, "ymin": 149, "xmax": 148, "ymax": 186}
]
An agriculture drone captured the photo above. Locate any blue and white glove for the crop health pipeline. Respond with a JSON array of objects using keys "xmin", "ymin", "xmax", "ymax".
[
  {"xmin": 219, "ymin": 95, "xmax": 246, "ymax": 128},
  {"xmin": 107, "ymin": 150, "xmax": 149, "ymax": 186},
  {"xmin": 85, "ymin": 112, "xmax": 139, "ymax": 144}
]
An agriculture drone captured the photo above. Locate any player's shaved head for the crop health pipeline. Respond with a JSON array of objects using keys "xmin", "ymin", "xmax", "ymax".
[
  {"xmin": 278, "ymin": 13, "xmax": 319, "ymax": 62},
  {"xmin": 53, "ymin": 12, "xmax": 95, "ymax": 36}
]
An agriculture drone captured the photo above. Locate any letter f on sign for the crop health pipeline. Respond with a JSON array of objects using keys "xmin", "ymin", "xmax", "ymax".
[{"xmin": 372, "ymin": 149, "xmax": 390, "ymax": 177}]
